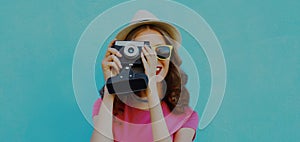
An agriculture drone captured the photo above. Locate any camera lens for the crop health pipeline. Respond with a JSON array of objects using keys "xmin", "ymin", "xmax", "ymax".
[
  {"xmin": 128, "ymin": 47, "xmax": 134, "ymax": 53},
  {"xmin": 124, "ymin": 45, "xmax": 139, "ymax": 59}
]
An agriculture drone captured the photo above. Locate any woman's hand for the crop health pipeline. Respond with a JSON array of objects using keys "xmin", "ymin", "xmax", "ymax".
[
  {"xmin": 141, "ymin": 45, "xmax": 157, "ymax": 80},
  {"xmin": 102, "ymin": 40, "xmax": 123, "ymax": 81},
  {"xmin": 141, "ymin": 45, "xmax": 159, "ymax": 99}
]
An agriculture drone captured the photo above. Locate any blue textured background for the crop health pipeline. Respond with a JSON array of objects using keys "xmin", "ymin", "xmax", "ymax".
[{"xmin": 1, "ymin": 0, "xmax": 299, "ymax": 141}]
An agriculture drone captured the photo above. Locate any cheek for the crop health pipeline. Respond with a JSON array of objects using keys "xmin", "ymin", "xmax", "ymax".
[
  {"xmin": 163, "ymin": 60, "xmax": 170, "ymax": 69},
  {"xmin": 161, "ymin": 60, "xmax": 170, "ymax": 76}
]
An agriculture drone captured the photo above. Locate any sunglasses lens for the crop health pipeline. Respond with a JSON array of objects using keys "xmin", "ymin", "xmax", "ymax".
[{"xmin": 155, "ymin": 46, "xmax": 171, "ymax": 59}]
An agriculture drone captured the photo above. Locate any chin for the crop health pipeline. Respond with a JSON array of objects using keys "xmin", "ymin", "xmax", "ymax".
[{"xmin": 156, "ymin": 70, "xmax": 168, "ymax": 82}]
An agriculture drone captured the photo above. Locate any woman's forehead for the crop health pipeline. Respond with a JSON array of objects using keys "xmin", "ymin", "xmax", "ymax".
[{"xmin": 133, "ymin": 29, "xmax": 166, "ymax": 45}]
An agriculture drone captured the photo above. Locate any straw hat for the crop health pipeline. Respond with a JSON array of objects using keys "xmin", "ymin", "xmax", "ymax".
[{"xmin": 115, "ymin": 10, "xmax": 181, "ymax": 44}]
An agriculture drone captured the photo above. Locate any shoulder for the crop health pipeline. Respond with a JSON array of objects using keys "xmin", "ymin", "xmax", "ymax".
[
  {"xmin": 162, "ymin": 102, "xmax": 199, "ymax": 130},
  {"xmin": 181, "ymin": 107, "xmax": 199, "ymax": 130},
  {"xmin": 166, "ymin": 106, "xmax": 199, "ymax": 141},
  {"xmin": 175, "ymin": 107, "xmax": 199, "ymax": 141}
]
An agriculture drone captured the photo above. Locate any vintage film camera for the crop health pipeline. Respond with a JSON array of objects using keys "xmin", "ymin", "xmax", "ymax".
[{"xmin": 106, "ymin": 41, "xmax": 150, "ymax": 94}]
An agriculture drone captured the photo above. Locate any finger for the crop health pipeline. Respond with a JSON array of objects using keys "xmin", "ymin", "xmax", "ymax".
[
  {"xmin": 109, "ymin": 55, "xmax": 122, "ymax": 69},
  {"xmin": 142, "ymin": 47, "xmax": 150, "ymax": 59},
  {"xmin": 108, "ymin": 39, "xmax": 117, "ymax": 47},
  {"xmin": 106, "ymin": 62, "xmax": 120, "ymax": 74},
  {"xmin": 110, "ymin": 67, "xmax": 119, "ymax": 76},
  {"xmin": 142, "ymin": 47, "xmax": 155, "ymax": 63},
  {"xmin": 144, "ymin": 45, "xmax": 156, "ymax": 56},
  {"xmin": 105, "ymin": 40, "xmax": 117, "ymax": 57},
  {"xmin": 106, "ymin": 48, "xmax": 122, "ymax": 57},
  {"xmin": 141, "ymin": 52, "xmax": 148, "ymax": 71},
  {"xmin": 103, "ymin": 61, "xmax": 120, "ymax": 74}
]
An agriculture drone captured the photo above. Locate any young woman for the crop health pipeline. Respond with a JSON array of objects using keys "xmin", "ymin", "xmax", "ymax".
[{"xmin": 91, "ymin": 10, "xmax": 199, "ymax": 142}]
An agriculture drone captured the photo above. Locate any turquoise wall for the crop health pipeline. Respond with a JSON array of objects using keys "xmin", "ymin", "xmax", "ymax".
[{"xmin": 1, "ymin": 0, "xmax": 299, "ymax": 141}]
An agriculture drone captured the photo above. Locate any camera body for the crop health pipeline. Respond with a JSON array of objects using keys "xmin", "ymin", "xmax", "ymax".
[
  {"xmin": 113, "ymin": 41, "xmax": 148, "ymax": 65},
  {"xmin": 106, "ymin": 41, "xmax": 150, "ymax": 95}
]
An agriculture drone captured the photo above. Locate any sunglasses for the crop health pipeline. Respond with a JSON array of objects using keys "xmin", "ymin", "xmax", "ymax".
[{"xmin": 152, "ymin": 45, "xmax": 173, "ymax": 60}]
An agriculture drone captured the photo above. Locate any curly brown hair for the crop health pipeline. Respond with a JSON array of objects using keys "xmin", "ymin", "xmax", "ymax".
[{"xmin": 100, "ymin": 24, "xmax": 190, "ymax": 115}]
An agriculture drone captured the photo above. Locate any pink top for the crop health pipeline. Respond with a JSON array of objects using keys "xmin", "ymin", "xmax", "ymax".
[{"xmin": 92, "ymin": 98, "xmax": 199, "ymax": 142}]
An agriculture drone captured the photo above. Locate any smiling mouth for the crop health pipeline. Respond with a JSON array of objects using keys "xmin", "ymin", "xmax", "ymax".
[{"xmin": 156, "ymin": 66, "xmax": 162, "ymax": 75}]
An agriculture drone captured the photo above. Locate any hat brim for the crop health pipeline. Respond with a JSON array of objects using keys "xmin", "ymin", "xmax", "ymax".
[{"xmin": 115, "ymin": 20, "xmax": 181, "ymax": 44}]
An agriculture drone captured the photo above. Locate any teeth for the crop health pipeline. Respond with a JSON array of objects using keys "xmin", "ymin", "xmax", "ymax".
[{"xmin": 156, "ymin": 68, "xmax": 160, "ymax": 71}]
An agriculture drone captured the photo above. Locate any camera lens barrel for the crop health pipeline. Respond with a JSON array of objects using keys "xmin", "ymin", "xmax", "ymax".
[{"xmin": 124, "ymin": 44, "xmax": 139, "ymax": 59}]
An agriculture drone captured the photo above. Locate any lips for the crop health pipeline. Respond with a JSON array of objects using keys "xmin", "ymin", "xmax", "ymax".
[{"xmin": 156, "ymin": 66, "xmax": 162, "ymax": 75}]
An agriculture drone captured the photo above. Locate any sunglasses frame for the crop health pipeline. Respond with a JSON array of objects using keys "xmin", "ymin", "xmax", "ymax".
[{"xmin": 152, "ymin": 45, "xmax": 173, "ymax": 60}]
